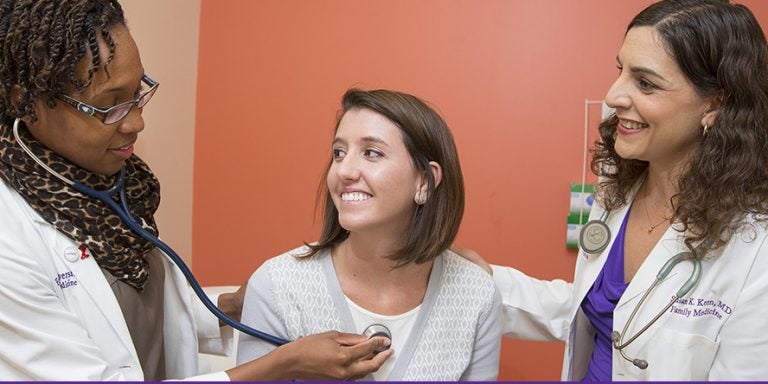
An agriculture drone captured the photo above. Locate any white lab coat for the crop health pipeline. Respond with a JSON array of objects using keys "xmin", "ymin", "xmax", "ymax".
[
  {"xmin": 0, "ymin": 179, "xmax": 232, "ymax": 381},
  {"xmin": 492, "ymin": 188, "xmax": 768, "ymax": 380}
]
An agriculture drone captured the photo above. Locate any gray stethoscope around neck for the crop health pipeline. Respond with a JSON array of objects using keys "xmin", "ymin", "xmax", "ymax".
[
  {"xmin": 12, "ymin": 118, "xmax": 394, "ymax": 350},
  {"xmin": 578, "ymin": 207, "xmax": 705, "ymax": 370}
]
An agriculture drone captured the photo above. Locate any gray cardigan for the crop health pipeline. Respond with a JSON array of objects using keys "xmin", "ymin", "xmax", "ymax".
[{"xmin": 236, "ymin": 246, "xmax": 502, "ymax": 381}]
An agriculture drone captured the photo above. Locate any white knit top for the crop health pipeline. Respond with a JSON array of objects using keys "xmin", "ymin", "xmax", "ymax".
[{"xmin": 236, "ymin": 246, "xmax": 502, "ymax": 381}]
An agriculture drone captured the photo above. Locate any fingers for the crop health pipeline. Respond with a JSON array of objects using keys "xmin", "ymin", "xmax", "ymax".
[
  {"xmin": 330, "ymin": 331, "xmax": 370, "ymax": 346},
  {"xmin": 451, "ymin": 245, "xmax": 492, "ymax": 275},
  {"xmin": 347, "ymin": 348, "xmax": 394, "ymax": 379},
  {"xmin": 451, "ymin": 244, "xmax": 479, "ymax": 259},
  {"xmin": 343, "ymin": 336, "xmax": 391, "ymax": 360},
  {"xmin": 233, "ymin": 282, "xmax": 247, "ymax": 315},
  {"xmin": 276, "ymin": 331, "xmax": 394, "ymax": 381}
]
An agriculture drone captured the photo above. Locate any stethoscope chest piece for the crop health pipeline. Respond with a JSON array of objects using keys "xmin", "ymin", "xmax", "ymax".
[
  {"xmin": 580, "ymin": 219, "xmax": 611, "ymax": 254},
  {"xmin": 363, "ymin": 323, "xmax": 392, "ymax": 352}
]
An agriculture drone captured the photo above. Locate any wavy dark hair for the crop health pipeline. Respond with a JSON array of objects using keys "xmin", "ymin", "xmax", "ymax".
[
  {"xmin": 0, "ymin": 0, "xmax": 125, "ymax": 126},
  {"xmin": 592, "ymin": 0, "xmax": 768, "ymax": 252},
  {"xmin": 305, "ymin": 88, "xmax": 465, "ymax": 266}
]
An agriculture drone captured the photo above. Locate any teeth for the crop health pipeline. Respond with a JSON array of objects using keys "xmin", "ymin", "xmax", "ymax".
[
  {"xmin": 341, "ymin": 192, "xmax": 371, "ymax": 201},
  {"xmin": 621, "ymin": 119, "xmax": 649, "ymax": 130}
]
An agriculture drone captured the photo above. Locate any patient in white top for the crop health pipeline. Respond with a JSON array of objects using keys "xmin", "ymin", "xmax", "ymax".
[{"xmin": 236, "ymin": 88, "xmax": 501, "ymax": 381}]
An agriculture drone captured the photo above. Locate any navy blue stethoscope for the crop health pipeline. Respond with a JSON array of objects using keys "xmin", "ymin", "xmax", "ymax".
[
  {"xmin": 12, "ymin": 119, "xmax": 290, "ymax": 346},
  {"xmin": 578, "ymin": 206, "xmax": 705, "ymax": 370}
]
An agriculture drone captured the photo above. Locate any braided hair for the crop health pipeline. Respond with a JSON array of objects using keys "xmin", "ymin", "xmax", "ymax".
[{"xmin": 0, "ymin": 0, "xmax": 125, "ymax": 126}]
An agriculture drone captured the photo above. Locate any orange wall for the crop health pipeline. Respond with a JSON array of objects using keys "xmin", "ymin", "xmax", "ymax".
[
  {"xmin": 121, "ymin": 0, "xmax": 200, "ymax": 265},
  {"xmin": 192, "ymin": 1, "xmax": 768, "ymax": 380}
]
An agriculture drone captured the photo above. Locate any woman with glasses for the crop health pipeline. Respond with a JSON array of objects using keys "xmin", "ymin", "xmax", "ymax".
[{"xmin": 0, "ymin": 0, "xmax": 390, "ymax": 380}]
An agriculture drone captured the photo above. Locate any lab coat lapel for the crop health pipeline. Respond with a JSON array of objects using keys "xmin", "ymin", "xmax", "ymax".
[
  {"xmin": 572, "ymin": 199, "xmax": 631, "ymax": 314},
  {"xmin": 61, "ymin": 242, "xmax": 139, "ymax": 362},
  {"xmin": 615, "ymin": 225, "xmax": 686, "ymax": 311}
]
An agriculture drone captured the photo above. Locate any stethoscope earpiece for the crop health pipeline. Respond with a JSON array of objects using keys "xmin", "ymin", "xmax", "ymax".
[{"xmin": 633, "ymin": 359, "xmax": 649, "ymax": 370}]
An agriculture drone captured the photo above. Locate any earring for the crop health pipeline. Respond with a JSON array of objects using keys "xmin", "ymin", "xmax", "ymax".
[
  {"xmin": 415, "ymin": 192, "xmax": 426, "ymax": 205},
  {"xmin": 703, "ymin": 124, "xmax": 709, "ymax": 137}
]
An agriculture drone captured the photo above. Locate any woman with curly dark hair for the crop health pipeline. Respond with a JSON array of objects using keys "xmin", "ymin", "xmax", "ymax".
[
  {"xmin": 0, "ymin": 0, "xmax": 390, "ymax": 380},
  {"xmin": 464, "ymin": 0, "xmax": 768, "ymax": 380}
]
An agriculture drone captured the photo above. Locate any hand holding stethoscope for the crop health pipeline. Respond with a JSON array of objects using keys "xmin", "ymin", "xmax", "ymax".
[{"xmin": 578, "ymin": 205, "xmax": 706, "ymax": 370}]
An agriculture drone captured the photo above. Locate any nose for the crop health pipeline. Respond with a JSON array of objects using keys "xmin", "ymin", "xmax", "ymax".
[
  {"xmin": 604, "ymin": 75, "xmax": 631, "ymax": 111},
  {"xmin": 334, "ymin": 153, "xmax": 362, "ymax": 181},
  {"xmin": 117, "ymin": 106, "xmax": 145, "ymax": 134}
]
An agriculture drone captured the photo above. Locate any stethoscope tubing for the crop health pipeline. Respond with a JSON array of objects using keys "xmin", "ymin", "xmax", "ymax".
[
  {"xmin": 71, "ymin": 174, "xmax": 290, "ymax": 346},
  {"xmin": 13, "ymin": 119, "xmax": 288, "ymax": 346},
  {"xmin": 580, "ymin": 203, "xmax": 706, "ymax": 370}
]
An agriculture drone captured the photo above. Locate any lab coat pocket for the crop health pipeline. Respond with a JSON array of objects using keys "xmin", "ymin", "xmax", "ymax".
[{"xmin": 645, "ymin": 327, "xmax": 719, "ymax": 381}]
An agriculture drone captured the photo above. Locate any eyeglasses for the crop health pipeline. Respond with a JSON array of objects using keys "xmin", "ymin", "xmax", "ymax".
[{"xmin": 57, "ymin": 74, "xmax": 159, "ymax": 125}]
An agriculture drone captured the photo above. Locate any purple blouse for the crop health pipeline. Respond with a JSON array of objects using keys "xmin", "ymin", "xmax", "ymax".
[{"xmin": 580, "ymin": 210, "xmax": 630, "ymax": 381}]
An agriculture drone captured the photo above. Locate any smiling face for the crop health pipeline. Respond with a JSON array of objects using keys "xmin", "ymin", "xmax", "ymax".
[
  {"xmin": 327, "ymin": 107, "xmax": 425, "ymax": 237},
  {"xmin": 605, "ymin": 26, "xmax": 718, "ymax": 170},
  {"xmin": 23, "ymin": 25, "xmax": 147, "ymax": 176}
]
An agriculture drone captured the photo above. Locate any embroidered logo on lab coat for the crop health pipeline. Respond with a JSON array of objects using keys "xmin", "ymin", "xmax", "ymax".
[
  {"xmin": 669, "ymin": 296, "xmax": 733, "ymax": 319},
  {"xmin": 55, "ymin": 271, "xmax": 79, "ymax": 289}
]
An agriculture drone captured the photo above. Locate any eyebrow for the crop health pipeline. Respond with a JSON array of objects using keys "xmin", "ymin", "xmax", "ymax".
[
  {"xmin": 90, "ymin": 74, "xmax": 146, "ymax": 98},
  {"xmin": 100, "ymin": 86, "xmax": 129, "ymax": 95},
  {"xmin": 100, "ymin": 81, "xmax": 141, "ymax": 96},
  {"xmin": 629, "ymin": 66, "xmax": 668, "ymax": 83},
  {"xmin": 332, "ymin": 136, "xmax": 390, "ymax": 147},
  {"xmin": 617, "ymin": 56, "xmax": 669, "ymax": 83}
]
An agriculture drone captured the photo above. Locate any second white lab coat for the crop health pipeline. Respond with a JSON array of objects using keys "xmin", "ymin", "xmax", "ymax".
[
  {"xmin": 492, "ymin": 188, "xmax": 768, "ymax": 380},
  {"xmin": 0, "ymin": 179, "xmax": 232, "ymax": 380}
]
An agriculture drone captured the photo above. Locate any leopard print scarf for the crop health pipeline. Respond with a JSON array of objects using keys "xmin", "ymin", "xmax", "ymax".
[{"xmin": 0, "ymin": 122, "xmax": 160, "ymax": 291}]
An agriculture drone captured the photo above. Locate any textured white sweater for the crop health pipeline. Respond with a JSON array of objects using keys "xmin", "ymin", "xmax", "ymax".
[{"xmin": 236, "ymin": 246, "xmax": 502, "ymax": 381}]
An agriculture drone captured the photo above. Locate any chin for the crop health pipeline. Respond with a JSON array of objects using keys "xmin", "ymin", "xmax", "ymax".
[
  {"xmin": 337, "ymin": 216, "xmax": 372, "ymax": 234},
  {"xmin": 91, "ymin": 164, "xmax": 125, "ymax": 177},
  {"xmin": 100, "ymin": 166, "xmax": 124, "ymax": 176},
  {"xmin": 614, "ymin": 144, "xmax": 640, "ymax": 161},
  {"xmin": 337, "ymin": 220, "xmax": 360, "ymax": 233}
]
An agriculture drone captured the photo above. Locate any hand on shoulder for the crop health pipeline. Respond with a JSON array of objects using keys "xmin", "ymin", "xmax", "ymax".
[{"xmin": 452, "ymin": 245, "xmax": 492, "ymax": 275}]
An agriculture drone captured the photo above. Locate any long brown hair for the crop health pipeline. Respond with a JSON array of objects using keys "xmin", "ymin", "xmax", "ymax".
[
  {"xmin": 592, "ymin": 0, "xmax": 768, "ymax": 252},
  {"xmin": 305, "ymin": 88, "xmax": 465, "ymax": 266}
]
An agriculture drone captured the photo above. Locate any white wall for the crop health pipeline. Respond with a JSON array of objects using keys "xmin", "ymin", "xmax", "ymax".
[{"xmin": 120, "ymin": 0, "xmax": 201, "ymax": 264}]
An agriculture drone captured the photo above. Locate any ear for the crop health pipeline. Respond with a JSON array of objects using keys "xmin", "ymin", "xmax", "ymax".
[
  {"xmin": 701, "ymin": 93, "xmax": 723, "ymax": 128},
  {"xmin": 416, "ymin": 161, "xmax": 443, "ymax": 197},
  {"xmin": 428, "ymin": 161, "xmax": 442, "ymax": 189}
]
